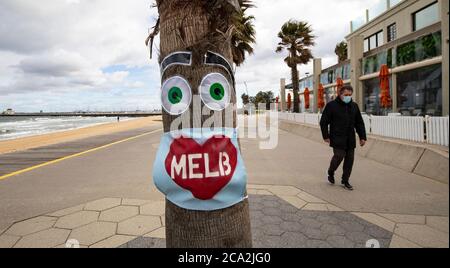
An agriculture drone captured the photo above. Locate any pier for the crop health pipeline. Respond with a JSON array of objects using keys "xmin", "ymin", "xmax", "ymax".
[{"xmin": 0, "ymin": 112, "xmax": 162, "ymax": 118}]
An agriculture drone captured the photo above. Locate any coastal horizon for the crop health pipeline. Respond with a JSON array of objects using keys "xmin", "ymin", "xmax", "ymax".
[
  {"xmin": 0, "ymin": 0, "xmax": 447, "ymax": 253},
  {"xmin": 0, "ymin": 116, "xmax": 162, "ymax": 154}
]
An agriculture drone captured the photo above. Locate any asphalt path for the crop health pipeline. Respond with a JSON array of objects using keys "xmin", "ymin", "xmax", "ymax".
[{"xmin": 0, "ymin": 123, "xmax": 447, "ymax": 231}]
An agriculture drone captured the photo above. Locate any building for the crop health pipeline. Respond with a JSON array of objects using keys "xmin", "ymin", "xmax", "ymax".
[
  {"xmin": 282, "ymin": 0, "xmax": 448, "ymax": 116},
  {"xmin": 2, "ymin": 109, "xmax": 15, "ymax": 115}
]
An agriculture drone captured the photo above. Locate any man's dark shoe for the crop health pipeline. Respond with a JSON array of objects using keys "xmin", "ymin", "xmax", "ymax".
[
  {"xmin": 342, "ymin": 181, "xmax": 354, "ymax": 191},
  {"xmin": 328, "ymin": 175, "xmax": 335, "ymax": 185}
]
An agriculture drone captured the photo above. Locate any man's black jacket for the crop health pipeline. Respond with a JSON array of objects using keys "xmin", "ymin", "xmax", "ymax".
[{"xmin": 320, "ymin": 97, "xmax": 367, "ymax": 150}]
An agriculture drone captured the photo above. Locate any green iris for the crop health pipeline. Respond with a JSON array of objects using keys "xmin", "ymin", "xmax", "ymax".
[
  {"xmin": 168, "ymin": 87, "xmax": 183, "ymax": 104},
  {"xmin": 210, "ymin": 83, "xmax": 225, "ymax": 101}
]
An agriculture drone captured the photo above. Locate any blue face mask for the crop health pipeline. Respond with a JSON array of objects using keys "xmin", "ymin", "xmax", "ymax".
[
  {"xmin": 342, "ymin": 96, "xmax": 352, "ymax": 104},
  {"xmin": 152, "ymin": 128, "xmax": 247, "ymax": 211}
]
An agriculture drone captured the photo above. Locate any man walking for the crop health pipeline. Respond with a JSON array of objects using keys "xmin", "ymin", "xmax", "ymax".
[{"xmin": 320, "ymin": 85, "xmax": 367, "ymax": 191}]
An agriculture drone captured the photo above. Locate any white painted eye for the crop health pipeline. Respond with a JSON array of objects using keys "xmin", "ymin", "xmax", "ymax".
[
  {"xmin": 161, "ymin": 76, "xmax": 192, "ymax": 115},
  {"xmin": 199, "ymin": 73, "xmax": 231, "ymax": 111}
]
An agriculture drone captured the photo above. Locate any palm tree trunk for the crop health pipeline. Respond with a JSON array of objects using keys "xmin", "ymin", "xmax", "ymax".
[
  {"xmin": 156, "ymin": 0, "xmax": 252, "ymax": 248},
  {"xmin": 291, "ymin": 64, "xmax": 300, "ymax": 113}
]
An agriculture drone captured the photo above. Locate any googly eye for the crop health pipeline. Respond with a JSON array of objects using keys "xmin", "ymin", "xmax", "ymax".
[
  {"xmin": 161, "ymin": 76, "xmax": 192, "ymax": 115},
  {"xmin": 199, "ymin": 73, "xmax": 231, "ymax": 111}
]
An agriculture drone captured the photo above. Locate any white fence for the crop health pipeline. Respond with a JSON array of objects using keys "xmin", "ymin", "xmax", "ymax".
[
  {"xmin": 278, "ymin": 112, "xmax": 320, "ymax": 126},
  {"xmin": 426, "ymin": 116, "xmax": 449, "ymax": 147},
  {"xmin": 279, "ymin": 112, "xmax": 449, "ymax": 147},
  {"xmin": 370, "ymin": 116, "xmax": 425, "ymax": 143}
]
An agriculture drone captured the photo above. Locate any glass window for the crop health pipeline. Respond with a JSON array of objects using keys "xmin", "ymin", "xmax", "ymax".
[
  {"xmin": 413, "ymin": 2, "xmax": 439, "ymax": 31},
  {"xmin": 377, "ymin": 31, "xmax": 384, "ymax": 46},
  {"xmin": 328, "ymin": 70, "xmax": 334, "ymax": 84},
  {"xmin": 366, "ymin": 31, "xmax": 383, "ymax": 51},
  {"xmin": 396, "ymin": 31, "xmax": 442, "ymax": 66},
  {"xmin": 387, "ymin": 23, "xmax": 397, "ymax": 42},
  {"xmin": 364, "ymin": 39, "xmax": 369, "ymax": 52},
  {"xmin": 363, "ymin": 77, "xmax": 393, "ymax": 115},
  {"xmin": 335, "ymin": 67, "xmax": 342, "ymax": 80},
  {"xmin": 363, "ymin": 50, "xmax": 389, "ymax": 75},
  {"xmin": 342, "ymin": 63, "xmax": 351, "ymax": 80},
  {"xmin": 397, "ymin": 64, "xmax": 442, "ymax": 116},
  {"xmin": 325, "ymin": 87, "xmax": 336, "ymax": 104},
  {"xmin": 369, "ymin": 35, "xmax": 377, "ymax": 50},
  {"xmin": 320, "ymin": 73, "xmax": 328, "ymax": 85}
]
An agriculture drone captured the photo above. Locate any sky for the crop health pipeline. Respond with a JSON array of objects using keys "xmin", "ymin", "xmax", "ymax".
[{"xmin": 0, "ymin": 0, "xmax": 380, "ymax": 112}]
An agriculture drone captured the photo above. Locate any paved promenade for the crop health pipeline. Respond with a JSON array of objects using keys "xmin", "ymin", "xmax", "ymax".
[{"xmin": 0, "ymin": 122, "xmax": 448, "ymax": 248}]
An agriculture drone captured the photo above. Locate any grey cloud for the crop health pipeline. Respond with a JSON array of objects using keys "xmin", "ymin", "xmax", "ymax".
[
  {"xmin": 0, "ymin": 0, "xmax": 378, "ymax": 111},
  {"xmin": 0, "ymin": 1, "xmax": 57, "ymax": 54},
  {"xmin": 16, "ymin": 58, "xmax": 82, "ymax": 77}
]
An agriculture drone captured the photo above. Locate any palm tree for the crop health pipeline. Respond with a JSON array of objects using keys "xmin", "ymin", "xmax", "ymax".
[
  {"xmin": 335, "ymin": 41, "xmax": 348, "ymax": 63},
  {"xmin": 231, "ymin": 6, "xmax": 256, "ymax": 66},
  {"xmin": 150, "ymin": 0, "xmax": 255, "ymax": 248},
  {"xmin": 146, "ymin": 0, "xmax": 256, "ymax": 66},
  {"xmin": 276, "ymin": 20, "xmax": 315, "ymax": 113}
]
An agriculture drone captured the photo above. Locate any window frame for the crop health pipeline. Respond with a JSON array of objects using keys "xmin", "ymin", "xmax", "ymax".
[
  {"xmin": 364, "ymin": 39, "xmax": 369, "ymax": 53},
  {"xmin": 412, "ymin": 1, "xmax": 439, "ymax": 32},
  {"xmin": 364, "ymin": 30, "xmax": 384, "ymax": 52},
  {"xmin": 387, "ymin": 23, "xmax": 397, "ymax": 42}
]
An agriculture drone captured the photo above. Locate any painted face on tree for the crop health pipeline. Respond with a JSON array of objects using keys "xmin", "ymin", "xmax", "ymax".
[
  {"xmin": 153, "ymin": 50, "xmax": 247, "ymax": 211},
  {"xmin": 159, "ymin": 51, "xmax": 235, "ymax": 116}
]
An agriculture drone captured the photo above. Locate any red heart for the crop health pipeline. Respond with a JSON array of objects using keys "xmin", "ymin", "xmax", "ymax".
[{"xmin": 165, "ymin": 135, "xmax": 237, "ymax": 200}]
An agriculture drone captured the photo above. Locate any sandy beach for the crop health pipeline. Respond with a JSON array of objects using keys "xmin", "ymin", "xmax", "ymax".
[{"xmin": 0, "ymin": 116, "xmax": 162, "ymax": 154}]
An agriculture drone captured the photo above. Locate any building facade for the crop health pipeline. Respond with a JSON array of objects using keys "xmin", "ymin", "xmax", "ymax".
[
  {"xmin": 2, "ymin": 109, "xmax": 15, "ymax": 115},
  {"xmin": 283, "ymin": 0, "xmax": 449, "ymax": 116}
]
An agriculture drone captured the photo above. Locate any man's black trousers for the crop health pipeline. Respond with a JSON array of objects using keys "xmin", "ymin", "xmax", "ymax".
[{"xmin": 328, "ymin": 148, "xmax": 355, "ymax": 183}]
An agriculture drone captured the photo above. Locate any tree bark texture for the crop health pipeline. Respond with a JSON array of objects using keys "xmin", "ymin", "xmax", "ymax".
[
  {"xmin": 156, "ymin": 0, "xmax": 252, "ymax": 248},
  {"xmin": 291, "ymin": 64, "xmax": 300, "ymax": 113}
]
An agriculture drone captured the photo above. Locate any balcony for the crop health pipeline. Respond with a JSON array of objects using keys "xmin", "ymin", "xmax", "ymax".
[{"xmin": 350, "ymin": 0, "xmax": 404, "ymax": 33}]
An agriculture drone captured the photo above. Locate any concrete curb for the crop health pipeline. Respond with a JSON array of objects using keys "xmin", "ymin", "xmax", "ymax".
[
  {"xmin": 279, "ymin": 120, "xmax": 449, "ymax": 184},
  {"xmin": 414, "ymin": 149, "xmax": 449, "ymax": 184}
]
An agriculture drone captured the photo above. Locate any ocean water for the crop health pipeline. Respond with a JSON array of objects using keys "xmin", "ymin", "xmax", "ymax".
[{"xmin": 0, "ymin": 116, "xmax": 133, "ymax": 141}]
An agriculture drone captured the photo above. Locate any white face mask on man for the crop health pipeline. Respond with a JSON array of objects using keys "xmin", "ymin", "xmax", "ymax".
[
  {"xmin": 340, "ymin": 88, "xmax": 353, "ymax": 104},
  {"xmin": 342, "ymin": 95, "xmax": 352, "ymax": 104}
]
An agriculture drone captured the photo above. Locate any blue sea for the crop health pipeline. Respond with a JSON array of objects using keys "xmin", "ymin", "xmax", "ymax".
[{"xmin": 0, "ymin": 116, "xmax": 133, "ymax": 141}]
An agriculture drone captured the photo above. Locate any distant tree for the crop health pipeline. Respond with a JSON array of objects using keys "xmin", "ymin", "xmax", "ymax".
[
  {"xmin": 253, "ymin": 91, "xmax": 275, "ymax": 110},
  {"xmin": 241, "ymin": 93, "xmax": 250, "ymax": 105},
  {"xmin": 264, "ymin": 91, "xmax": 275, "ymax": 110},
  {"xmin": 276, "ymin": 20, "xmax": 315, "ymax": 113},
  {"xmin": 335, "ymin": 41, "xmax": 348, "ymax": 63},
  {"xmin": 241, "ymin": 93, "xmax": 250, "ymax": 115}
]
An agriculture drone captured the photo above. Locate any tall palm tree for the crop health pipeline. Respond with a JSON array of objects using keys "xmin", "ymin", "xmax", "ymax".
[
  {"xmin": 276, "ymin": 20, "xmax": 315, "ymax": 113},
  {"xmin": 231, "ymin": 6, "xmax": 256, "ymax": 66},
  {"xmin": 150, "ymin": 0, "xmax": 254, "ymax": 248},
  {"xmin": 146, "ymin": 0, "xmax": 256, "ymax": 66},
  {"xmin": 335, "ymin": 41, "xmax": 348, "ymax": 63}
]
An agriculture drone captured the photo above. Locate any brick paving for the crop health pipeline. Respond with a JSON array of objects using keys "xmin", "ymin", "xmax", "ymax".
[
  {"xmin": 0, "ymin": 184, "xmax": 447, "ymax": 248},
  {"xmin": 120, "ymin": 194, "xmax": 392, "ymax": 248}
]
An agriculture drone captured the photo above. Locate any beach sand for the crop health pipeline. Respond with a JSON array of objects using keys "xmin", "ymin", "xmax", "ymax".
[{"xmin": 0, "ymin": 116, "xmax": 162, "ymax": 154}]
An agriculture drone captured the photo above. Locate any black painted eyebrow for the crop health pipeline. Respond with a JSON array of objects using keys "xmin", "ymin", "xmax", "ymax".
[
  {"xmin": 160, "ymin": 51, "xmax": 192, "ymax": 76},
  {"xmin": 204, "ymin": 51, "xmax": 235, "ymax": 85}
]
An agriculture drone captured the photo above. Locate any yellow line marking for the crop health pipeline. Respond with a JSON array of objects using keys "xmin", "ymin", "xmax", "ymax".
[{"xmin": 0, "ymin": 129, "xmax": 162, "ymax": 181}]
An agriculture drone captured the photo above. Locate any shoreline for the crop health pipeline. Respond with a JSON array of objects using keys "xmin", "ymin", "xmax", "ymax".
[{"xmin": 0, "ymin": 116, "xmax": 162, "ymax": 155}]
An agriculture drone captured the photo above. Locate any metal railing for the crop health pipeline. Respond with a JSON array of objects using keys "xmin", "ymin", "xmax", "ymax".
[{"xmin": 279, "ymin": 112, "xmax": 449, "ymax": 147}]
